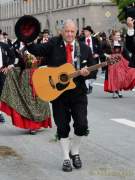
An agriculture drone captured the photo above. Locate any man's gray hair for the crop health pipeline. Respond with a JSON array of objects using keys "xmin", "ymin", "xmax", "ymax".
[{"xmin": 63, "ymin": 19, "xmax": 77, "ymax": 29}]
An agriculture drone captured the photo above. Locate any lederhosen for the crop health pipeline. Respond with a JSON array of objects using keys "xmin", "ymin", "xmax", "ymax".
[{"xmin": 51, "ymin": 41, "xmax": 89, "ymax": 139}]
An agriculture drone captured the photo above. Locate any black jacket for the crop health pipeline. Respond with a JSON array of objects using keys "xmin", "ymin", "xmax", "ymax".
[
  {"xmin": 0, "ymin": 42, "xmax": 15, "ymax": 67},
  {"xmin": 126, "ymin": 33, "xmax": 135, "ymax": 67},
  {"xmin": 79, "ymin": 36, "xmax": 102, "ymax": 57},
  {"xmin": 27, "ymin": 36, "xmax": 94, "ymax": 94},
  {"xmin": 79, "ymin": 36, "xmax": 102, "ymax": 78}
]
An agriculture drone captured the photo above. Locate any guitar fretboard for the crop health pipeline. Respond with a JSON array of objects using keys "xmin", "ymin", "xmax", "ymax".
[{"xmin": 69, "ymin": 61, "xmax": 108, "ymax": 79}]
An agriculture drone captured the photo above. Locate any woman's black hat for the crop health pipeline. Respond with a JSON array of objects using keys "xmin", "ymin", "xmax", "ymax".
[{"xmin": 15, "ymin": 15, "xmax": 41, "ymax": 43}]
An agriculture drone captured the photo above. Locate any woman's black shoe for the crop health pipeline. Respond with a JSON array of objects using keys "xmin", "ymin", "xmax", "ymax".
[
  {"xmin": 0, "ymin": 114, "xmax": 5, "ymax": 123},
  {"xmin": 69, "ymin": 152, "xmax": 82, "ymax": 169},
  {"xmin": 62, "ymin": 160, "xmax": 72, "ymax": 172},
  {"xmin": 29, "ymin": 129, "xmax": 38, "ymax": 135},
  {"xmin": 115, "ymin": 91, "xmax": 123, "ymax": 98},
  {"xmin": 118, "ymin": 94, "xmax": 123, "ymax": 98}
]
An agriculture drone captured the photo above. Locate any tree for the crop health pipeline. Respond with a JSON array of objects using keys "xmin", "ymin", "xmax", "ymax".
[{"xmin": 112, "ymin": 0, "xmax": 135, "ymax": 22}]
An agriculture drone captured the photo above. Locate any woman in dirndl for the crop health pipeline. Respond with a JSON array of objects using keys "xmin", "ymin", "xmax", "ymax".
[
  {"xmin": 104, "ymin": 30, "xmax": 135, "ymax": 98},
  {"xmin": 0, "ymin": 46, "xmax": 52, "ymax": 134}
]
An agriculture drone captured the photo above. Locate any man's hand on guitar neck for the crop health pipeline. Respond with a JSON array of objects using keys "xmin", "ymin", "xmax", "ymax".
[{"xmin": 79, "ymin": 67, "xmax": 90, "ymax": 77}]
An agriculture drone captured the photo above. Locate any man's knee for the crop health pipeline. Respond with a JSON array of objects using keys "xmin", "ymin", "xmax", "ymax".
[
  {"xmin": 74, "ymin": 125, "xmax": 89, "ymax": 136},
  {"xmin": 57, "ymin": 127, "xmax": 70, "ymax": 140}
]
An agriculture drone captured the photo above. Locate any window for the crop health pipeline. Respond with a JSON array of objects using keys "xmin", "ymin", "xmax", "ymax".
[
  {"xmin": 82, "ymin": 0, "xmax": 85, "ymax": 4},
  {"xmin": 48, "ymin": 0, "xmax": 50, "ymax": 10},
  {"xmin": 76, "ymin": 18, "xmax": 79, "ymax": 30},
  {"xmin": 52, "ymin": 0, "xmax": 54, "ymax": 9},
  {"xmin": 66, "ymin": 0, "xmax": 68, "ymax": 7},
  {"xmin": 60, "ymin": 20, "xmax": 64, "ymax": 26},
  {"xmin": 77, "ymin": 0, "xmax": 79, "ymax": 5},
  {"xmin": 61, "ymin": 0, "xmax": 64, "ymax": 8},
  {"xmin": 82, "ymin": 17, "xmax": 85, "ymax": 28},
  {"xmin": 56, "ymin": 20, "xmax": 59, "ymax": 25},
  {"xmin": 71, "ymin": 0, "xmax": 74, "ymax": 6},
  {"xmin": 56, "ymin": 0, "xmax": 59, "ymax": 9}
]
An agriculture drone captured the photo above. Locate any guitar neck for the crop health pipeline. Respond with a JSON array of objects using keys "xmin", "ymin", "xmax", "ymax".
[
  {"xmin": 87, "ymin": 62, "xmax": 107, "ymax": 72},
  {"xmin": 70, "ymin": 62, "xmax": 108, "ymax": 78}
]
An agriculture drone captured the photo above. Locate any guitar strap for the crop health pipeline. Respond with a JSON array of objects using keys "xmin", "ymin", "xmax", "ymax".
[{"xmin": 73, "ymin": 40, "xmax": 81, "ymax": 70}]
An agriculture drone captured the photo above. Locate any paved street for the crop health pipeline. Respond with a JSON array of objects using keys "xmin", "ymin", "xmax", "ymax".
[{"xmin": 0, "ymin": 72, "xmax": 135, "ymax": 180}]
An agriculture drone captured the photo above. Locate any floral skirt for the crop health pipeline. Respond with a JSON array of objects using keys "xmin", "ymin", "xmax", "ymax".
[{"xmin": 0, "ymin": 67, "xmax": 52, "ymax": 129}]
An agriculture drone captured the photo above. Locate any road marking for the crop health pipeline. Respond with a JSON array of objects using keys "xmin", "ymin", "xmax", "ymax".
[
  {"xmin": 110, "ymin": 118, "xmax": 135, "ymax": 128},
  {"xmin": 93, "ymin": 82, "xmax": 104, "ymax": 87}
]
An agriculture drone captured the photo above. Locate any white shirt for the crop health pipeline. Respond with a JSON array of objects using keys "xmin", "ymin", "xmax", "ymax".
[
  {"xmin": 0, "ymin": 47, "xmax": 3, "ymax": 68},
  {"xmin": 19, "ymin": 42, "xmax": 25, "ymax": 50},
  {"xmin": 85, "ymin": 36, "xmax": 93, "ymax": 53},
  {"xmin": 127, "ymin": 28, "xmax": 134, "ymax": 36},
  {"xmin": 114, "ymin": 40, "xmax": 121, "ymax": 46}
]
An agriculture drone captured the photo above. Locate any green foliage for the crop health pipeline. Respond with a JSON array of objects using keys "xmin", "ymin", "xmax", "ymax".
[{"xmin": 111, "ymin": 0, "xmax": 135, "ymax": 22}]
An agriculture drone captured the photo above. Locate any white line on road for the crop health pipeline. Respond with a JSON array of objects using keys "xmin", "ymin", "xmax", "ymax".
[
  {"xmin": 93, "ymin": 82, "xmax": 104, "ymax": 87},
  {"xmin": 110, "ymin": 118, "xmax": 135, "ymax": 128}
]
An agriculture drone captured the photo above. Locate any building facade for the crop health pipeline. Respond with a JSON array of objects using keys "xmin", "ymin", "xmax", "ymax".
[{"xmin": 0, "ymin": 0, "xmax": 121, "ymax": 38}]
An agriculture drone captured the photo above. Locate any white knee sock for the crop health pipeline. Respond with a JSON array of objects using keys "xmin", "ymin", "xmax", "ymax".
[
  {"xmin": 60, "ymin": 138, "xmax": 70, "ymax": 160},
  {"xmin": 71, "ymin": 135, "xmax": 82, "ymax": 155}
]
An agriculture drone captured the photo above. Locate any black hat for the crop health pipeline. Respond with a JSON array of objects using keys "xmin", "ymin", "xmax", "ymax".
[
  {"xmin": 15, "ymin": 15, "xmax": 41, "ymax": 43},
  {"xmin": 3, "ymin": 32, "xmax": 8, "ymax": 36},
  {"xmin": 83, "ymin": 26, "xmax": 94, "ymax": 34},
  {"xmin": 100, "ymin": 32, "xmax": 106, "ymax": 38},
  {"xmin": 125, "ymin": 6, "xmax": 135, "ymax": 19},
  {"xmin": 42, "ymin": 29, "xmax": 49, "ymax": 34}
]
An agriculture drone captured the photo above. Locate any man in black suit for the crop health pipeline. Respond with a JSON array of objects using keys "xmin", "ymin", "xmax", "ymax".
[
  {"xmin": 82, "ymin": 26, "xmax": 102, "ymax": 94},
  {"xmin": 37, "ymin": 29, "xmax": 50, "ymax": 44},
  {"xmin": 0, "ymin": 30, "xmax": 15, "ymax": 122},
  {"xmin": 3, "ymin": 32, "xmax": 13, "ymax": 48},
  {"xmin": 126, "ymin": 17, "xmax": 135, "ymax": 68},
  {"xmin": 26, "ymin": 19, "xmax": 93, "ymax": 172}
]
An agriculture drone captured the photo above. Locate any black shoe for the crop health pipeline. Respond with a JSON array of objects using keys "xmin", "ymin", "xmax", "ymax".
[
  {"xmin": 112, "ymin": 93, "xmax": 118, "ymax": 99},
  {"xmin": 118, "ymin": 94, "xmax": 123, "ymax": 98},
  {"xmin": 69, "ymin": 152, "xmax": 82, "ymax": 169},
  {"xmin": 87, "ymin": 85, "xmax": 93, "ymax": 94},
  {"xmin": 0, "ymin": 114, "xmax": 5, "ymax": 123},
  {"xmin": 116, "ymin": 91, "xmax": 123, "ymax": 98},
  {"xmin": 62, "ymin": 160, "xmax": 72, "ymax": 172},
  {"xmin": 29, "ymin": 129, "xmax": 38, "ymax": 135}
]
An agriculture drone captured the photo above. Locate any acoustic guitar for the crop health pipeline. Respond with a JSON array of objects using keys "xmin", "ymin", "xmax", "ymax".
[{"xmin": 32, "ymin": 55, "xmax": 120, "ymax": 102}]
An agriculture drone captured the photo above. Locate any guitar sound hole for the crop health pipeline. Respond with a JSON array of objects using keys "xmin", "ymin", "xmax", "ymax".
[
  {"xmin": 59, "ymin": 73, "xmax": 69, "ymax": 83},
  {"xmin": 56, "ymin": 82, "xmax": 69, "ymax": 91}
]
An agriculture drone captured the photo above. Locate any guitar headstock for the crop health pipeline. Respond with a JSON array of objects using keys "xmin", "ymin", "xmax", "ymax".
[{"xmin": 105, "ymin": 53, "xmax": 121, "ymax": 65}]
